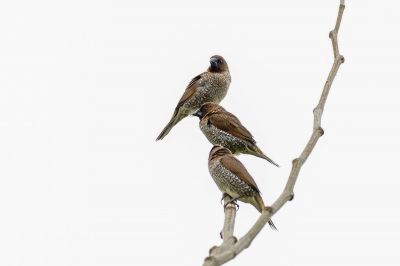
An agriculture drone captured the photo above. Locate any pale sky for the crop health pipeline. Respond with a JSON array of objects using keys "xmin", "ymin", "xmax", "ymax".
[{"xmin": 1, "ymin": 1, "xmax": 399, "ymax": 265}]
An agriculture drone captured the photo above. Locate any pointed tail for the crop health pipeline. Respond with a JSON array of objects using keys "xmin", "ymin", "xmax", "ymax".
[
  {"xmin": 254, "ymin": 194, "xmax": 265, "ymax": 213},
  {"xmin": 259, "ymin": 153, "xmax": 280, "ymax": 168},
  {"xmin": 268, "ymin": 220, "xmax": 278, "ymax": 231},
  {"xmin": 250, "ymin": 145, "xmax": 279, "ymax": 167},
  {"xmin": 156, "ymin": 111, "xmax": 184, "ymax": 141},
  {"xmin": 156, "ymin": 118, "xmax": 176, "ymax": 141},
  {"xmin": 254, "ymin": 194, "xmax": 278, "ymax": 231}
]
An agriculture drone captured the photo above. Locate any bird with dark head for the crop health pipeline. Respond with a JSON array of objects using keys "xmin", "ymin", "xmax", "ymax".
[
  {"xmin": 208, "ymin": 55, "xmax": 229, "ymax": 73},
  {"xmin": 156, "ymin": 55, "xmax": 231, "ymax": 140},
  {"xmin": 194, "ymin": 102, "xmax": 279, "ymax": 167},
  {"xmin": 208, "ymin": 146, "xmax": 277, "ymax": 230}
]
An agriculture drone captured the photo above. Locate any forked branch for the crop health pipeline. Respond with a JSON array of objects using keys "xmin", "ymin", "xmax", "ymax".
[{"xmin": 203, "ymin": 1, "xmax": 346, "ymax": 265}]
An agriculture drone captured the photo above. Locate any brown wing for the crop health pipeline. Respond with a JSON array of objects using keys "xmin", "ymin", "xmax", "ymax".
[
  {"xmin": 220, "ymin": 156, "xmax": 260, "ymax": 193},
  {"xmin": 209, "ymin": 112, "xmax": 256, "ymax": 144},
  {"xmin": 175, "ymin": 73, "xmax": 204, "ymax": 110}
]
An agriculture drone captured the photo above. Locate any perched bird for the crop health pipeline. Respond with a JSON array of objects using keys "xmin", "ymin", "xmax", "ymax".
[
  {"xmin": 156, "ymin": 55, "xmax": 231, "ymax": 140},
  {"xmin": 193, "ymin": 102, "xmax": 279, "ymax": 167},
  {"xmin": 208, "ymin": 146, "xmax": 277, "ymax": 230}
]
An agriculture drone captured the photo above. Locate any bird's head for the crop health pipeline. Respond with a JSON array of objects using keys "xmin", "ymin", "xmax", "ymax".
[
  {"xmin": 209, "ymin": 145, "xmax": 232, "ymax": 161},
  {"xmin": 208, "ymin": 55, "xmax": 229, "ymax": 73},
  {"xmin": 193, "ymin": 102, "xmax": 225, "ymax": 119}
]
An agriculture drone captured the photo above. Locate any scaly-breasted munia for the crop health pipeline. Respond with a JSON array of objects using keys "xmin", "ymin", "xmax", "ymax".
[
  {"xmin": 194, "ymin": 102, "xmax": 279, "ymax": 167},
  {"xmin": 156, "ymin": 55, "xmax": 231, "ymax": 140},
  {"xmin": 208, "ymin": 146, "xmax": 276, "ymax": 230}
]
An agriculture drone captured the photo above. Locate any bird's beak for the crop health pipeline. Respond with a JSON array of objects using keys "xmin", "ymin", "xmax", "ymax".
[
  {"xmin": 193, "ymin": 110, "xmax": 202, "ymax": 118},
  {"xmin": 210, "ymin": 57, "xmax": 218, "ymax": 68}
]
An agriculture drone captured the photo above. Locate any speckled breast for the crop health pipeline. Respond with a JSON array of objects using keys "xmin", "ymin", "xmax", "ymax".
[
  {"xmin": 209, "ymin": 162, "xmax": 256, "ymax": 197},
  {"xmin": 182, "ymin": 72, "xmax": 230, "ymax": 112},
  {"xmin": 200, "ymin": 123, "xmax": 247, "ymax": 154}
]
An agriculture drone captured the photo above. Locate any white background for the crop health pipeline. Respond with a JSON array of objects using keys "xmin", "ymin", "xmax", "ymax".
[{"xmin": 1, "ymin": 1, "xmax": 399, "ymax": 265}]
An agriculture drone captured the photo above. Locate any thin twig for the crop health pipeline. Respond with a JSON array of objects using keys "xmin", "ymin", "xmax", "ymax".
[{"xmin": 203, "ymin": 1, "xmax": 345, "ymax": 265}]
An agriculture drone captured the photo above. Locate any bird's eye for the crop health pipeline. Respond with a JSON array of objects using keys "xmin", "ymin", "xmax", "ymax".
[{"xmin": 218, "ymin": 59, "xmax": 222, "ymax": 64}]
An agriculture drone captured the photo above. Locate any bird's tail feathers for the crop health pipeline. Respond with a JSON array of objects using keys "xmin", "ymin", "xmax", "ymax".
[
  {"xmin": 254, "ymin": 194, "xmax": 265, "ymax": 213},
  {"xmin": 268, "ymin": 219, "xmax": 278, "ymax": 231},
  {"xmin": 254, "ymin": 195, "xmax": 278, "ymax": 231},
  {"xmin": 250, "ymin": 146, "xmax": 280, "ymax": 167},
  {"xmin": 156, "ymin": 111, "xmax": 183, "ymax": 141}
]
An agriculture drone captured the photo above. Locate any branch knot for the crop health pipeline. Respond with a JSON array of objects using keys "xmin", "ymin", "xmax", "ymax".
[
  {"xmin": 288, "ymin": 193, "xmax": 295, "ymax": 201},
  {"xmin": 329, "ymin": 30, "xmax": 336, "ymax": 39},
  {"xmin": 318, "ymin": 127, "xmax": 325, "ymax": 136}
]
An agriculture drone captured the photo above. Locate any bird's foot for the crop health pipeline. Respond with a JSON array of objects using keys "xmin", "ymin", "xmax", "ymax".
[
  {"xmin": 224, "ymin": 197, "xmax": 240, "ymax": 211},
  {"xmin": 220, "ymin": 193, "xmax": 229, "ymax": 204}
]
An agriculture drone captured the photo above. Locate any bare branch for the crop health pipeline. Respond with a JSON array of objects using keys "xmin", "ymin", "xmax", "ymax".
[
  {"xmin": 203, "ymin": 2, "xmax": 345, "ymax": 265},
  {"xmin": 207, "ymin": 196, "xmax": 238, "ymax": 259}
]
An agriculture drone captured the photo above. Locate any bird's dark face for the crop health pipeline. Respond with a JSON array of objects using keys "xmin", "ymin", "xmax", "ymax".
[
  {"xmin": 193, "ymin": 102, "xmax": 223, "ymax": 119},
  {"xmin": 209, "ymin": 55, "xmax": 229, "ymax": 73}
]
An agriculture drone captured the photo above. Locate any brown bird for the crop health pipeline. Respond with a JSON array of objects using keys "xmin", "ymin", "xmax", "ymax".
[
  {"xmin": 208, "ymin": 146, "xmax": 277, "ymax": 230},
  {"xmin": 156, "ymin": 55, "xmax": 231, "ymax": 140},
  {"xmin": 193, "ymin": 102, "xmax": 279, "ymax": 167}
]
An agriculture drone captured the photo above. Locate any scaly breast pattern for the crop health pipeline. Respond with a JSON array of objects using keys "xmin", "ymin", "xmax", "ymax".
[
  {"xmin": 200, "ymin": 123, "xmax": 248, "ymax": 154},
  {"xmin": 182, "ymin": 72, "xmax": 231, "ymax": 113},
  {"xmin": 208, "ymin": 160, "xmax": 257, "ymax": 198}
]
